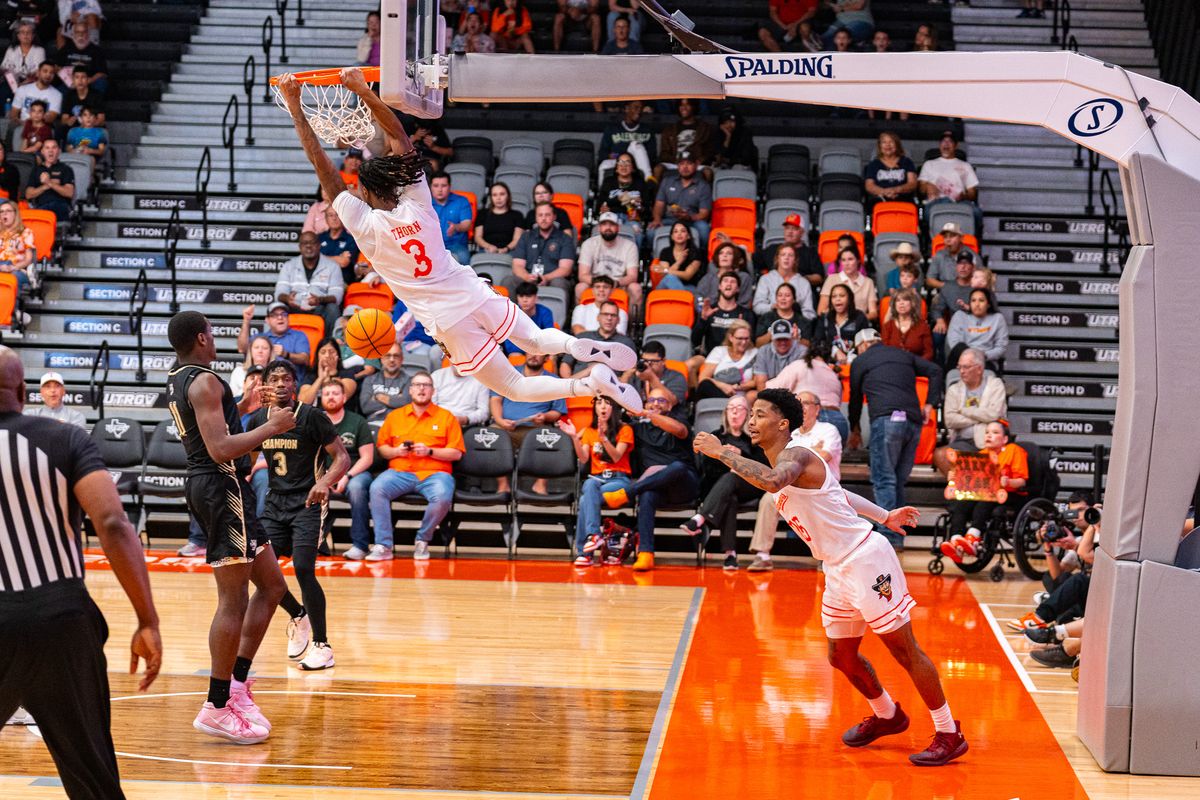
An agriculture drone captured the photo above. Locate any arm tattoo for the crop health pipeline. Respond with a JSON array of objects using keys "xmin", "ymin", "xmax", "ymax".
[{"xmin": 717, "ymin": 450, "xmax": 804, "ymax": 492}]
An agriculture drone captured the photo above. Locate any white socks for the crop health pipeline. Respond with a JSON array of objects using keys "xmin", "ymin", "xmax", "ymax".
[
  {"xmin": 867, "ymin": 690, "xmax": 897, "ymax": 720},
  {"xmin": 754, "ymin": 552, "xmax": 772, "ymax": 562},
  {"xmin": 930, "ymin": 702, "xmax": 956, "ymax": 733},
  {"xmin": 1054, "ymin": 624, "xmax": 1068, "ymax": 642}
]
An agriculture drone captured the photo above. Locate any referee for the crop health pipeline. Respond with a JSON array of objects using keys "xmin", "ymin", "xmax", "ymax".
[{"xmin": 0, "ymin": 346, "xmax": 162, "ymax": 799}]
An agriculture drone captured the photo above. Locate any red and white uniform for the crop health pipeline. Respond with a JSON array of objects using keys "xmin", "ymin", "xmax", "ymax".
[
  {"xmin": 333, "ymin": 178, "xmax": 515, "ymax": 375},
  {"xmin": 770, "ymin": 442, "xmax": 916, "ymax": 638}
]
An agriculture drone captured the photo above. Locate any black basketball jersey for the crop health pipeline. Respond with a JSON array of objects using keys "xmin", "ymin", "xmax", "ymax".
[
  {"xmin": 247, "ymin": 402, "xmax": 338, "ymax": 493},
  {"xmin": 166, "ymin": 363, "xmax": 249, "ymax": 478}
]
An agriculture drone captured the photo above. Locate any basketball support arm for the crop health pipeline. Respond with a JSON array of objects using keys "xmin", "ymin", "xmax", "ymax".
[{"xmin": 447, "ymin": 49, "xmax": 1200, "ymax": 777}]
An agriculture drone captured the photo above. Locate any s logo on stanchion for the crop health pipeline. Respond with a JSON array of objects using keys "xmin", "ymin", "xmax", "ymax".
[{"xmin": 1067, "ymin": 98, "xmax": 1123, "ymax": 137}]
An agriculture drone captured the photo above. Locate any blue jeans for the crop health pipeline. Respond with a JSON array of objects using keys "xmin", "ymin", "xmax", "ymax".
[
  {"xmin": 868, "ymin": 416, "xmax": 921, "ymax": 547},
  {"xmin": 251, "ymin": 468, "xmax": 268, "ymax": 517},
  {"xmin": 187, "ymin": 517, "xmax": 206, "ymax": 547},
  {"xmin": 447, "ymin": 243, "xmax": 471, "ymax": 265},
  {"xmin": 575, "ymin": 473, "xmax": 634, "ymax": 554},
  {"xmin": 336, "ymin": 471, "xmax": 374, "ymax": 551},
  {"xmin": 657, "ymin": 274, "xmax": 687, "ymax": 291},
  {"xmin": 818, "ymin": 408, "xmax": 850, "ymax": 445},
  {"xmin": 369, "ymin": 470, "xmax": 455, "ymax": 548},
  {"xmin": 822, "ymin": 19, "xmax": 874, "ymax": 46},
  {"xmin": 630, "ymin": 462, "xmax": 699, "ymax": 553}
]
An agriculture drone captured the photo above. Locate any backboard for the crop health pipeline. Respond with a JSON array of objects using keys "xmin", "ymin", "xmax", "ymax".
[{"xmin": 380, "ymin": 0, "xmax": 446, "ymax": 119}]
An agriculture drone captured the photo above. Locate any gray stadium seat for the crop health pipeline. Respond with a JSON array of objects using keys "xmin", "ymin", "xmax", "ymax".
[
  {"xmin": 817, "ymin": 200, "xmax": 865, "ymax": 234},
  {"xmin": 499, "ymin": 137, "xmax": 544, "ymax": 171},
  {"xmin": 762, "ymin": 199, "xmax": 809, "ymax": 236},
  {"xmin": 538, "ymin": 285, "xmax": 569, "ymax": 327},
  {"xmin": 872, "ymin": 232, "xmax": 921, "ymax": 294},
  {"xmin": 446, "ymin": 162, "xmax": 488, "ymax": 207},
  {"xmin": 492, "ymin": 166, "xmax": 538, "ymax": 208},
  {"xmin": 712, "ymin": 168, "xmax": 757, "ymax": 201},
  {"xmin": 643, "ymin": 323, "xmax": 693, "ymax": 361},
  {"xmin": 545, "ymin": 165, "xmax": 590, "ymax": 201},
  {"xmin": 819, "ymin": 146, "xmax": 863, "ymax": 176},
  {"xmin": 693, "ymin": 397, "xmax": 730, "ymax": 435},
  {"xmin": 927, "ymin": 201, "xmax": 977, "ymax": 238}
]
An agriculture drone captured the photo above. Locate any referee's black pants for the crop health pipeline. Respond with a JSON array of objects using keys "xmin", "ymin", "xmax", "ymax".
[{"xmin": 0, "ymin": 579, "xmax": 124, "ymax": 799}]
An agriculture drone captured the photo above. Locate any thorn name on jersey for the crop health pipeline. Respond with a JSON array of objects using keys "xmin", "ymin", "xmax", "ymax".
[{"xmin": 389, "ymin": 221, "xmax": 423, "ymax": 240}]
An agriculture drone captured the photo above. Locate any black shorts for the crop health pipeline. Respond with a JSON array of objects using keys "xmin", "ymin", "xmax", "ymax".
[
  {"xmin": 187, "ymin": 472, "xmax": 266, "ymax": 566},
  {"xmin": 261, "ymin": 491, "xmax": 325, "ymax": 557}
]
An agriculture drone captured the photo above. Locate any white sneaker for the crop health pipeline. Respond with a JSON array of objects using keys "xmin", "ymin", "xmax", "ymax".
[
  {"xmin": 229, "ymin": 678, "xmax": 271, "ymax": 732},
  {"xmin": 1032, "ymin": 591, "xmax": 1051, "ymax": 605},
  {"xmin": 6, "ymin": 706, "xmax": 33, "ymax": 725},
  {"xmin": 587, "ymin": 364, "xmax": 643, "ymax": 414},
  {"xmin": 177, "ymin": 542, "xmax": 205, "ymax": 557},
  {"xmin": 286, "ymin": 614, "xmax": 312, "ymax": 661},
  {"xmin": 193, "ymin": 702, "xmax": 269, "ymax": 745},
  {"xmin": 298, "ymin": 642, "xmax": 335, "ymax": 671},
  {"xmin": 413, "ymin": 540, "xmax": 430, "ymax": 560},
  {"xmin": 570, "ymin": 337, "xmax": 636, "ymax": 371},
  {"xmin": 364, "ymin": 544, "xmax": 393, "ymax": 562},
  {"xmin": 343, "ymin": 545, "xmax": 367, "ymax": 561}
]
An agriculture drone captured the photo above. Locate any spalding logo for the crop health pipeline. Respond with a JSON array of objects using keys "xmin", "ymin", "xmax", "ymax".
[{"xmin": 1067, "ymin": 98, "xmax": 1123, "ymax": 138}]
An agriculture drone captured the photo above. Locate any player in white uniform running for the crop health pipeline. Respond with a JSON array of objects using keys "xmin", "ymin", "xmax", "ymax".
[
  {"xmin": 277, "ymin": 69, "xmax": 641, "ymax": 413},
  {"xmin": 693, "ymin": 389, "xmax": 968, "ymax": 767}
]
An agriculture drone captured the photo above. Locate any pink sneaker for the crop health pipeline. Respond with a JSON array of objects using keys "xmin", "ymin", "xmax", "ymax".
[
  {"xmin": 193, "ymin": 702, "xmax": 269, "ymax": 744},
  {"xmin": 230, "ymin": 678, "xmax": 271, "ymax": 732}
]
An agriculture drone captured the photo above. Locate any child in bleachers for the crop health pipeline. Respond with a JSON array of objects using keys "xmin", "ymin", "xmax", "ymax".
[
  {"xmin": 20, "ymin": 100, "xmax": 52, "ymax": 153},
  {"xmin": 65, "ymin": 106, "xmax": 106, "ymax": 163}
]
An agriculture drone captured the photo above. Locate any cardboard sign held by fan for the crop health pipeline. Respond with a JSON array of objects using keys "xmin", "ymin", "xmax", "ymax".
[{"xmin": 943, "ymin": 450, "xmax": 1008, "ymax": 503}]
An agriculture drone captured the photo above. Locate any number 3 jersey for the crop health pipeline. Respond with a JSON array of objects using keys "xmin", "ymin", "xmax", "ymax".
[
  {"xmin": 246, "ymin": 402, "xmax": 338, "ymax": 493},
  {"xmin": 769, "ymin": 441, "xmax": 874, "ymax": 564},
  {"xmin": 332, "ymin": 175, "xmax": 493, "ymax": 336}
]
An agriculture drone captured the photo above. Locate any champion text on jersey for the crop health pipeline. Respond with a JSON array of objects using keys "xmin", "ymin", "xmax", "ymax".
[
  {"xmin": 872, "ymin": 573, "xmax": 894, "ymax": 602},
  {"xmin": 389, "ymin": 221, "xmax": 423, "ymax": 240}
]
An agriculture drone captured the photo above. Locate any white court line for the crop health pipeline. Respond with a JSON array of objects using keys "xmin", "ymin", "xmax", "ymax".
[
  {"xmin": 111, "ymin": 690, "xmax": 417, "ymax": 702},
  {"xmin": 979, "ymin": 603, "xmax": 1038, "ymax": 694},
  {"xmin": 112, "ymin": 752, "xmax": 351, "ymax": 771}
]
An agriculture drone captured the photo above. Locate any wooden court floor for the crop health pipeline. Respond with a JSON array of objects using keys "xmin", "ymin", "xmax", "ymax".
[{"xmin": 1, "ymin": 549, "xmax": 1197, "ymax": 799}]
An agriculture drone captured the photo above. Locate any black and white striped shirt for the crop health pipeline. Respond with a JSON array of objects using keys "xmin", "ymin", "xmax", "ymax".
[{"xmin": 0, "ymin": 412, "xmax": 106, "ymax": 592}]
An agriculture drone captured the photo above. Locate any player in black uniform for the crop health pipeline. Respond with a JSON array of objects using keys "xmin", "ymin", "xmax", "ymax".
[
  {"xmin": 166, "ymin": 311, "xmax": 295, "ymax": 745},
  {"xmin": 247, "ymin": 360, "xmax": 349, "ymax": 671}
]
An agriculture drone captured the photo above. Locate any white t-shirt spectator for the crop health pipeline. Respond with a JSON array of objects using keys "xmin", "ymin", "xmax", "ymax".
[
  {"xmin": 12, "ymin": 83, "xmax": 62, "ymax": 120},
  {"xmin": 705, "ymin": 345, "xmax": 758, "ymax": 383},
  {"xmin": 918, "ymin": 157, "xmax": 980, "ymax": 202},
  {"xmin": 790, "ymin": 421, "xmax": 843, "ymax": 480},
  {"xmin": 578, "ymin": 235, "xmax": 639, "ymax": 284},
  {"xmin": 570, "ymin": 302, "xmax": 629, "ymax": 334}
]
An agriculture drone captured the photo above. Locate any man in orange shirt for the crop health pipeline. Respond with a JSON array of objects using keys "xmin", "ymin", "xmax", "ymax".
[{"xmin": 365, "ymin": 371, "xmax": 464, "ymax": 561}]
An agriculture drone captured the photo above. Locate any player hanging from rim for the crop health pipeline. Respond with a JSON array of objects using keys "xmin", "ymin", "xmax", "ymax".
[
  {"xmin": 277, "ymin": 68, "xmax": 642, "ymax": 414},
  {"xmin": 246, "ymin": 361, "xmax": 350, "ymax": 671},
  {"xmin": 693, "ymin": 388, "xmax": 968, "ymax": 767},
  {"xmin": 166, "ymin": 310, "xmax": 295, "ymax": 745}
]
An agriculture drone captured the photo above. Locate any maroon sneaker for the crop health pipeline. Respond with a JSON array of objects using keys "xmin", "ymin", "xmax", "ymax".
[
  {"xmin": 909, "ymin": 721, "xmax": 968, "ymax": 766},
  {"xmin": 841, "ymin": 703, "xmax": 910, "ymax": 747}
]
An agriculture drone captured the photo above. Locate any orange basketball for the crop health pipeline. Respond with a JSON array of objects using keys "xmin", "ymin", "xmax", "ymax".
[{"xmin": 343, "ymin": 307, "xmax": 397, "ymax": 359}]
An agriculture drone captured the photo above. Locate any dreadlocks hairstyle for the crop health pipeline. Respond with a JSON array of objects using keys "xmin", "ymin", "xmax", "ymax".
[
  {"xmin": 757, "ymin": 388, "xmax": 805, "ymax": 432},
  {"xmin": 356, "ymin": 150, "xmax": 428, "ymax": 205}
]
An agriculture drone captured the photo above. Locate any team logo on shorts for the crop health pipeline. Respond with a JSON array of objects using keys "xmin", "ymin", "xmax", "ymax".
[{"xmin": 872, "ymin": 573, "xmax": 894, "ymax": 602}]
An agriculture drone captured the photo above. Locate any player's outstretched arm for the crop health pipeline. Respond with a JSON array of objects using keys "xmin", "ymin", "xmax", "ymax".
[
  {"xmin": 845, "ymin": 490, "xmax": 918, "ymax": 534},
  {"xmin": 340, "ymin": 67, "xmax": 414, "ymax": 156},
  {"xmin": 277, "ymin": 73, "xmax": 348, "ymax": 202},
  {"xmin": 190, "ymin": 372, "xmax": 296, "ymax": 463},
  {"xmin": 693, "ymin": 432, "xmax": 808, "ymax": 493}
]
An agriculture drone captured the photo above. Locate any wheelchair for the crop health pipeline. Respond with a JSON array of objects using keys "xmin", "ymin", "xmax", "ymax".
[{"xmin": 927, "ymin": 440, "xmax": 1062, "ymax": 582}]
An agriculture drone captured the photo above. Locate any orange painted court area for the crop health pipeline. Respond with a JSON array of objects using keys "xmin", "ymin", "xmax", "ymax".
[{"xmin": 82, "ymin": 551, "xmax": 1086, "ymax": 799}]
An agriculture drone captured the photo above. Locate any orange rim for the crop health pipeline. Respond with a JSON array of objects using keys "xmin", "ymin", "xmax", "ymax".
[{"xmin": 269, "ymin": 66, "xmax": 381, "ymax": 86}]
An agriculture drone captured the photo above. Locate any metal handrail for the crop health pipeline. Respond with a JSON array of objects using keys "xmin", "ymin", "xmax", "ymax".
[
  {"xmin": 296, "ymin": 0, "xmax": 304, "ymax": 27},
  {"xmin": 261, "ymin": 17, "xmax": 275, "ymax": 102},
  {"xmin": 1052, "ymin": 0, "xmax": 1072, "ymax": 48},
  {"xmin": 276, "ymin": 0, "xmax": 289, "ymax": 64},
  {"xmin": 1083, "ymin": 149, "xmax": 1099, "ymax": 216},
  {"xmin": 1098, "ymin": 169, "xmax": 1128, "ymax": 272},
  {"xmin": 89, "ymin": 340, "xmax": 111, "ymax": 418},
  {"xmin": 129, "ymin": 269, "xmax": 149, "ymax": 384},
  {"xmin": 221, "ymin": 96, "xmax": 239, "ymax": 192},
  {"xmin": 165, "ymin": 206, "xmax": 181, "ymax": 313},
  {"xmin": 195, "ymin": 147, "xmax": 212, "ymax": 248},
  {"xmin": 243, "ymin": 56, "xmax": 257, "ymax": 146}
]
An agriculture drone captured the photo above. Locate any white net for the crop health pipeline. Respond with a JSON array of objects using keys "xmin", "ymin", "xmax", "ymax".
[{"xmin": 273, "ymin": 81, "xmax": 376, "ymax": 147}]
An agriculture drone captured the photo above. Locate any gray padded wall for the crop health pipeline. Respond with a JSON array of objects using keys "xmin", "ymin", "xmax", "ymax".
[
  {"xmin": 1129, "ymin": 561, "xmax": 1200, "ymax": 775},
  {"xmin": 1078, "ymin": 153, "xmax": 1200, "ymax": 775}
]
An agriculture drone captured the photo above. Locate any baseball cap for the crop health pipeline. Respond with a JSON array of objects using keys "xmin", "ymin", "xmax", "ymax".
[
  {"xmin": 940, "ymin": 221, "xmax": 963, "ymax": 236},
  {"xmin": 770, "ymin": 319, "xmax": 793, "ymax": 340},
  {"xmin": 783, "ymin": 213, "xmax": 805, "ymax": 229},
  {"xmin": 853, "ymin": 328, "xmax": 881, "ymax": 348},
  {"xmin": 345, "ymin": 147, "xmax": 364, "ymax": 158},
  {"xmin": 597, "ymin": 211, "xmax": 621, "ymax": 225},
  {"xmin": 940, "ymin": 130, "xmax": 957, "ymax": 142},
  {"xmin": 677, "ymin": 150, "xmax": 696, "ymax": 163},
  {"xmin": 245, "ymin": 364, "xmax": 266, "ymax": 378},
  {"xmin": 39, "ymin": 371, "xmax": 64, "ymax": 387},
  {"xmin": 266, "ymin": 301, "xmax": 288, "ymax": 315},
  {"xmin": 956, "ymin": 248, "xmax": 976, "ymax": 264}
]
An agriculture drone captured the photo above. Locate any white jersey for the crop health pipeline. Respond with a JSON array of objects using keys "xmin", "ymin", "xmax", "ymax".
[
  {"xmin": 332, "ymin": 177, "xmax": 491, "ymax": 334},
  {"xmin": 769, "ymin": 441, "xmax": 873, "ymax": 564}
]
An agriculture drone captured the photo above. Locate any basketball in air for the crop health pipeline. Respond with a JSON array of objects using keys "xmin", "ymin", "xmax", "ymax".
[{"xmin": 343, "ymin": 307, "xmax": 397, "ymax": 359}]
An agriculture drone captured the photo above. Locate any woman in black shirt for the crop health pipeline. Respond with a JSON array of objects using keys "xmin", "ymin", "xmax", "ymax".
[
  {"xmin": 863, "ymin": 131, "xmax": 918, "ymax": 204},
  {"xmin": 0, "ymin": 141, "xmax": 21, "ymax": 202},
  {"xmin": 654, "ymin": 221, "xmax": 704, "ymax": 289},
  {"xmin": 754, "ymin": 282, "xmax": 813, "ymax": 347},
  {"xmin": 812, "ymin": 283, "xmax": 869, "ymax": 365},
  {"xmin": 714, "ymin": 106, "xmax": 758, "ymax": 170},
  {"xmin": 523, "ymin": 181, "xmax": 574, "ymax": 237},
  {"xmin": 475, "ymin": 181, "xmax": 525, "ymax": 254}
]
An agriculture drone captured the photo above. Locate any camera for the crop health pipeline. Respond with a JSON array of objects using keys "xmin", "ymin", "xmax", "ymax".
[
  {"xmin": 636, "ymin": 359, "xmax": 648, "ymax": 372},
  {"xmin": 1042, "ymin": 521, "xmax": 1068, "ymax": 543},
  {"xmin": 1062, "ymin": 505, "xmax": 1102, "ymax": 526},
  {"xmin": 402, "ymin": 440, "xmax": 414, "ymax": 448}
]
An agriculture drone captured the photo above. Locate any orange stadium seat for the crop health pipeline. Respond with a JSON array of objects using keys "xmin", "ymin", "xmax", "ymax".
[
  {"xmin": 665, "ymin": 360, "xmax": 690, "ymax": 397},
  {"xmin": 915, "ymin": 377, "xmax": 937, "ymax": 465},
  {"xmin": 878, "ymin": 295, "xmax": 927, "ymax": 322},
  {"xmin": 931, "ymin": 233, "xmax": 979, "ymax": 257},
  {"xmin": 344, "ymin": 282, "xmax": 395, "ymax": 313},
  {"xmin": 711, "ymin": 198, "xmax": 757, "ymax": 232},
  {"xmin": 645, "ymin": 290, "xmax": 695, "ymax": 328},
  {"xmin": 288, "ymin": 313, "xmax": 326, "ymax": 363},
  {"xmin": 508, "ymin": 353, "xmax": 526, "ymax": 367},
  {"xmin": 0, "ymin": 273, "xmax": 16, "ymax": 326},
  {"xmin": 838, "ymin": 363, "xmax": 850, "ymax": 403},
  {"xmin": 871, "ymin": 201, "xmax": 919, "ymax": 236},
  {"xmin": 578, "ymin": 286, "xmax": 629, "ymax": 313},
  {"xmin": 565, "ymin": 395, "xmax": 593, "ymax": 432},
  {"xmin": 22, "ymin": 208, "xmax": 56, "ymax": 265},
  {"xmin": 818, "ymin": 230, "xmax": 866, "ymax": 265},
  {"xmin": 707, "ymin": 227, "xmax": 755, "ymax": 261},
  {"xmin": 454, "ymin": 190, "xmax": 477, "ymax": 240},
  {"xmin": 552, "ymin": 193, "xmax": 585, "ymax": 239}
]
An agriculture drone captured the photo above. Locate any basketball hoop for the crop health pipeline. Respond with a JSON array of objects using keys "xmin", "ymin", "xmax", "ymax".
[{"xmin": 269, "ymin": 67, "xmax": 380, "ymax": 147}]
